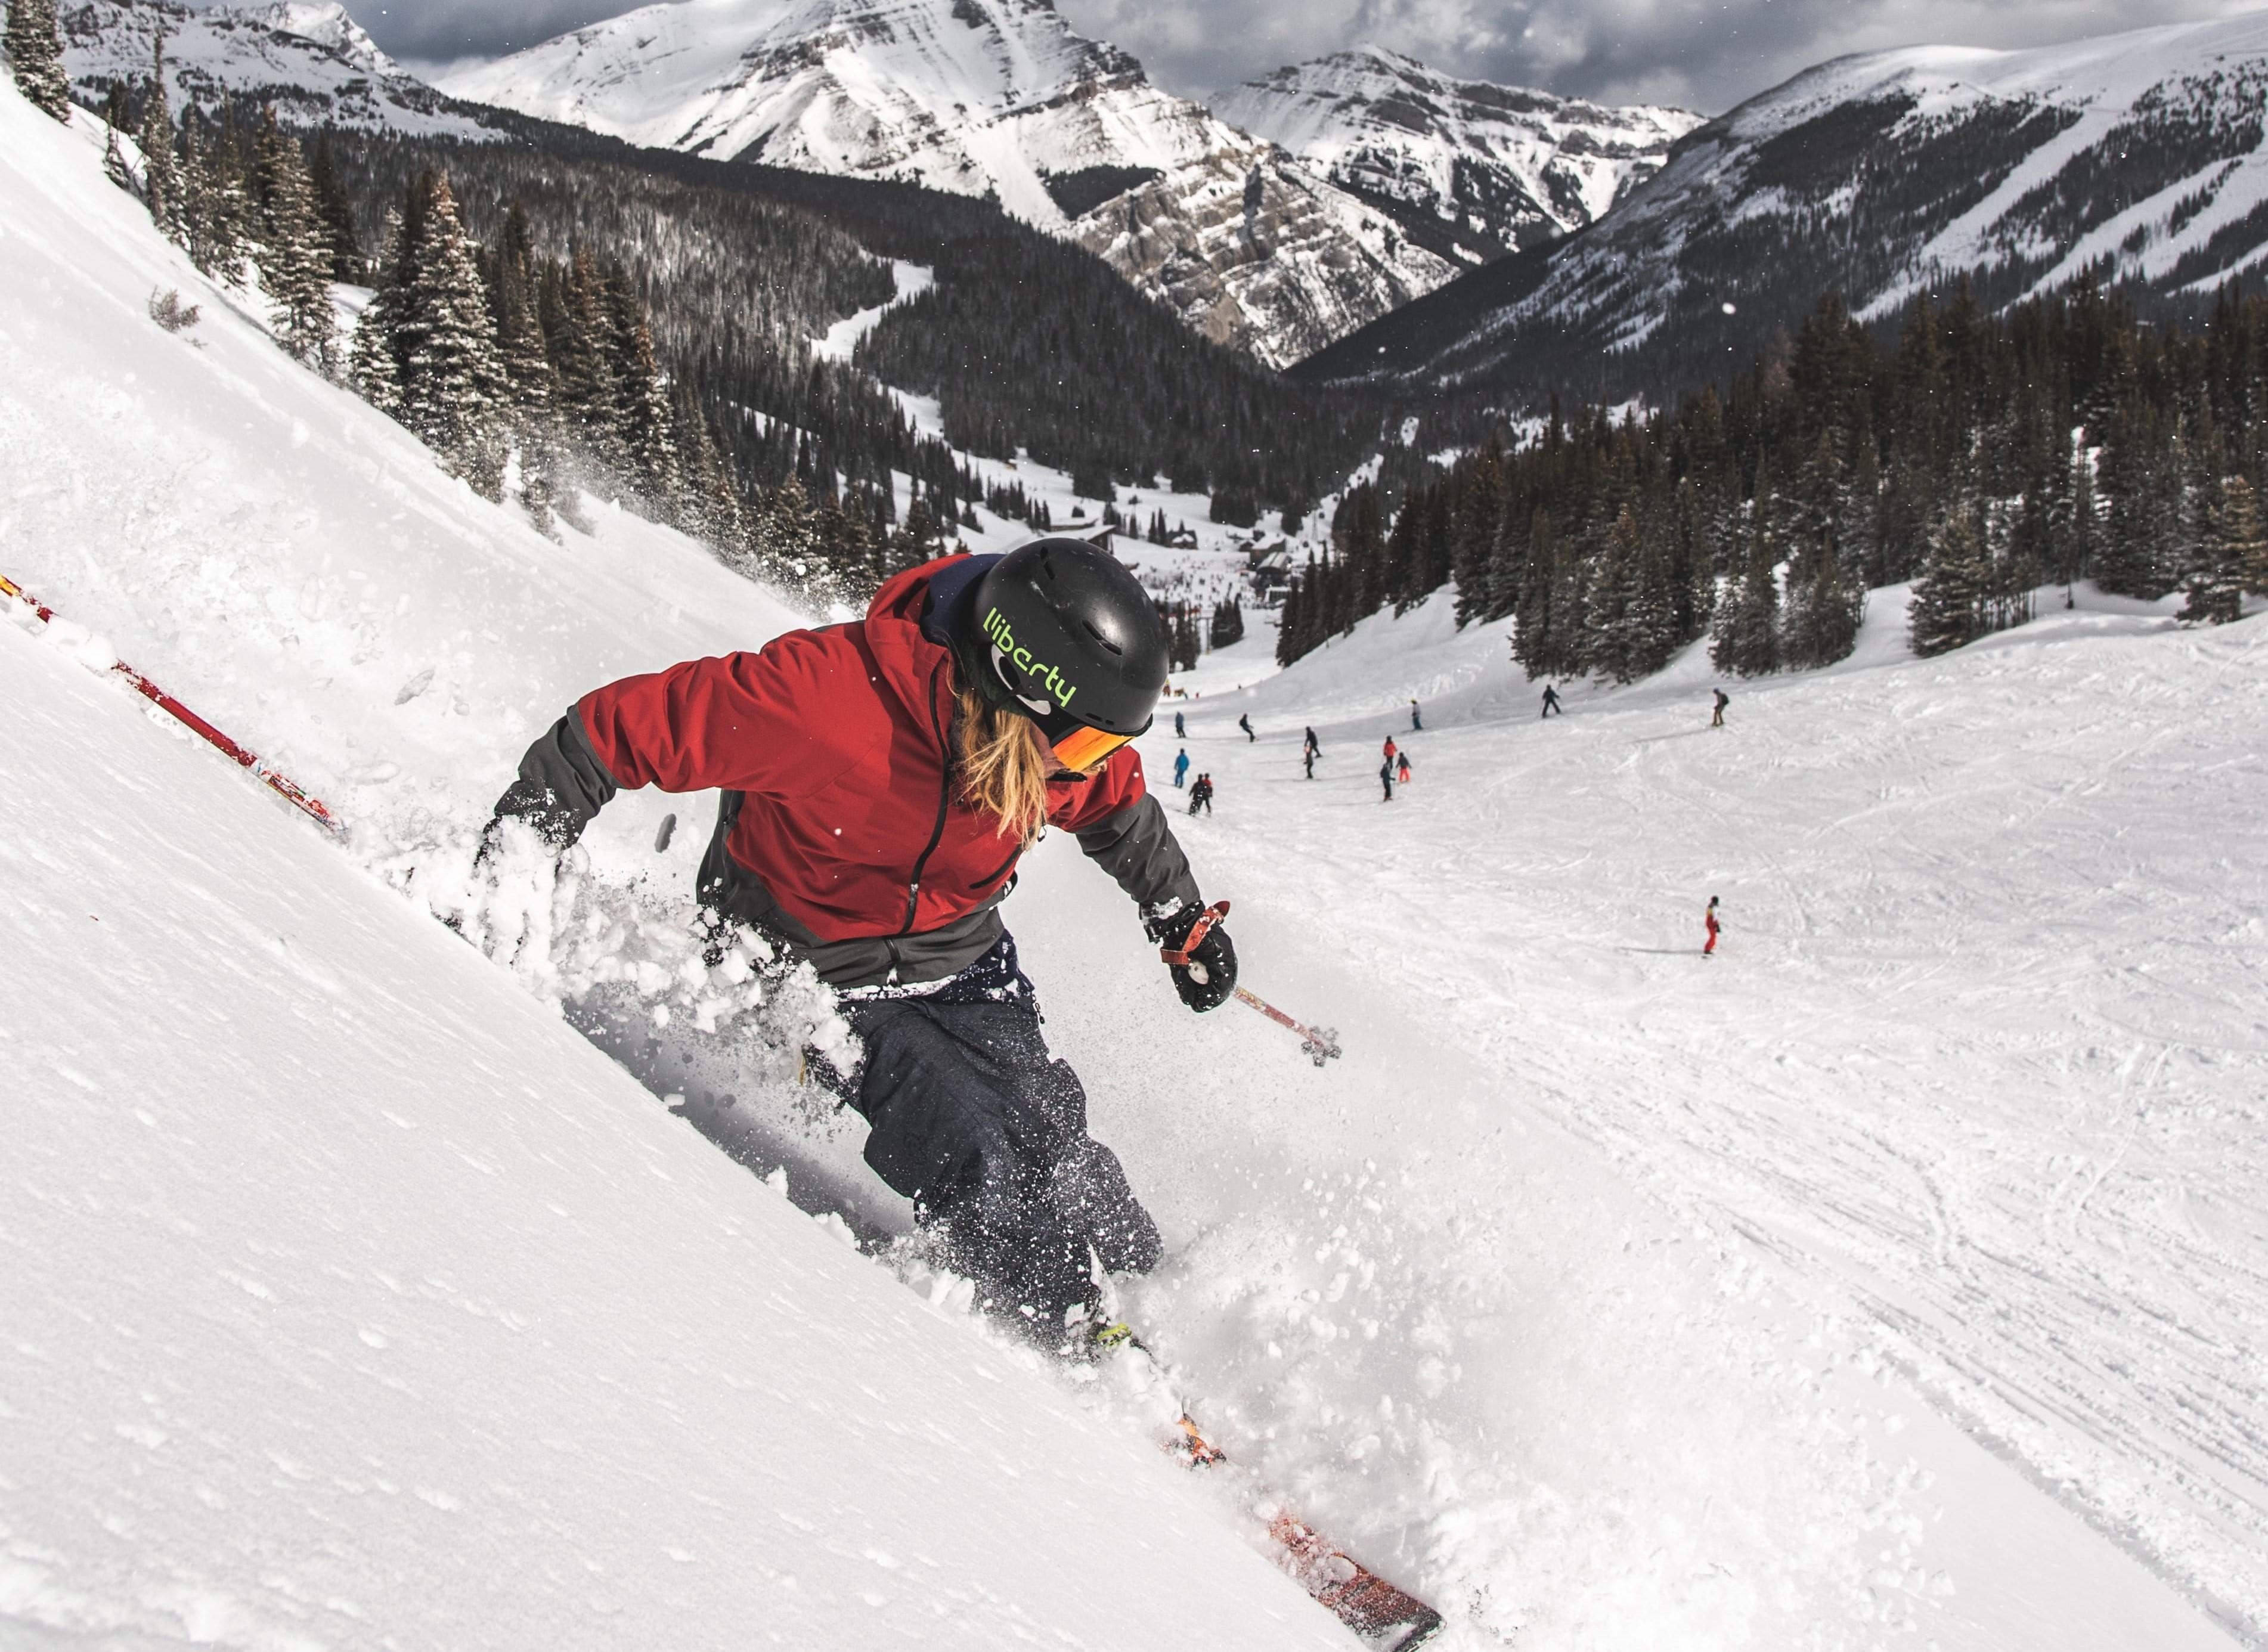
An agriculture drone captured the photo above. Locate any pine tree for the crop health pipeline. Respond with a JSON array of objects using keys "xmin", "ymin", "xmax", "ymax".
[
  {"xmin": 2066, "ymin": 441, "xmax": 2099, "ymax": 599},
  {"xmin": 305, "ymin": 132, "xmax": 362, "ymax": 281},
  {"xmin": 137, "ymin": 26, "xmax": 178, "ymax": 239},
  {"xmin": 7, "ymin": 0, "xmax": 70, "ymax": 122},
  {"xmin": 1450, "ymin": 437, "xmax": 1505, "ymax": 626},
  {"xmin": 250, "ymin": 109, "xmax": 334, "ymax": 369},
  {"xmin": 1591, "ymin": 505, "xmax": 1651, "ymax": 683},
  {"xmin": 549, "ymin": 250, "xmax": 624, "ymax": 475},
  {"xmin": 1711, "ymin": 489, "xmax": 1781, "ymax": 677},
  {"xmin": 491, "ymin": 203, "xmax": 565, "ymax": 535},
  {"xmin": 396, "ymin": 171, "xmax": 510, "ymax": 497},
  {"xmin": 99, "ymin": 81, "xmax": 135, "ymax": 193},
  {"xmin": 2182, "ymin": 474, "xmax": 2263, "ymax": 624},
  {"xmin": 1275, "ymin": 567, "xmax": 1306, "ymax": 667},
  {"xmin": 2096, "ymin": 401, "xmax": 2179, "ymax": 599},
  {"xmin": 1909, "ymin": 507, "xmax": 1988, "ymax": 656},
  {"xmin": 349, "ymin": 200, "xmax": 414, "ymax": 416},
  {"xmin": 1511, "ymin": 509, "xmax": 1556, "ymax": 679},
  {"xmin": 1338, "ymin": 484, "xmax": 1384, "ymax": 629},
  {"xmin": 1783, "ymin": 521, "xmax": 1863, "ymax": 670},
  {"xmin": 612, "ymin": 306, "xmax": 682, "ymax": 516}
]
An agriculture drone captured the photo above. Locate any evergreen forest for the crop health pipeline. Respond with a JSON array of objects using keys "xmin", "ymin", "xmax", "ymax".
[{"xmin": 1279, "ymin": 283, "xmax": 2268, "ymax": 674}]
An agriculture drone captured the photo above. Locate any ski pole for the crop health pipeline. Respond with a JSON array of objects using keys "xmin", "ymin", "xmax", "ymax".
[
  {"xmin": 1231, "ymin": 985, "xmax": 1341, "ymax": 1067},
  {"xmin": 1159, "ymin": 900, "xmax": 1341, "ymax": 1067},
  {"xmin": 1, "ymin": 571, "xmax": 346, "ymax": 836}
]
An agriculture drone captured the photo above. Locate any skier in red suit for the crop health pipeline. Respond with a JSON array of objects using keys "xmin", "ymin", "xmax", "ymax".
[{"xmin": 485, "ymin": 541, "xmax": 1237, "ymax": 1341}]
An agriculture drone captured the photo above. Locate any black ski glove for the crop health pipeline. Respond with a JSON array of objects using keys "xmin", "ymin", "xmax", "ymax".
[
  {"xmin": 1147, "ymin": 899, "xmax": 1238, "ymax": 1013},
  {"xmin": 477, "ymin": 779, "xmax": 583, "ymax": 865}
]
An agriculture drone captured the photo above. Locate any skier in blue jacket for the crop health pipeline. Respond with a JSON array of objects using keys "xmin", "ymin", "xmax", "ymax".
[{"xmin": 1172, "ymin": 748, "xmax": 1190, "ymax": 789}]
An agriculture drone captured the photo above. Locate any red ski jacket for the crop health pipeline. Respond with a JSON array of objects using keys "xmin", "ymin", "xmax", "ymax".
[{"xmin": 570, "ymin": 557, "xmax": 1156, "ymax": 944}]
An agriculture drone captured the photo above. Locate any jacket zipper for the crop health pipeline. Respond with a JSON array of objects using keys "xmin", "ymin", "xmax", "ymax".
[{"xmin": 898, "ymin": 663, "xmax": 953, "ymax": 935}]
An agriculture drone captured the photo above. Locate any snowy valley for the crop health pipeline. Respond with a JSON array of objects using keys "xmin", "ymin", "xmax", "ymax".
[{"xmin": 4, "ymin": 56, "xmax": 2267, "ymax": 1652}]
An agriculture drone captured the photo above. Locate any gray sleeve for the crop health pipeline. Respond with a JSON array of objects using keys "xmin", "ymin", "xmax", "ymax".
[
  {"xmin": 491, "ymin": 708, "xmax": 620, "ymax": 847},
  {"xmin": 1075, "ymin": 793, "xmax": 1201, "ymax": 916}
]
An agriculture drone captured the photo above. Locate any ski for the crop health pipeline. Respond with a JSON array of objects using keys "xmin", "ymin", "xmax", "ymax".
[
  {"xmin": 2, "ymin": 570, "xmax": 345, "ymax": 836},
  {"xmin": 1095, "ymin": 1326, "xmax": 1443, "ymax": 1647}
]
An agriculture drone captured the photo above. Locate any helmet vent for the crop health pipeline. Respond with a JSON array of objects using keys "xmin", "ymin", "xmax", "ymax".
[{"xmin": 1083, "ymin": 619, "xmax": 1123, "ymax": 655}]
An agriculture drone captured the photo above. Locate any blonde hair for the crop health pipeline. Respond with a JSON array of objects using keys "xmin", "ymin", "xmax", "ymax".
[{"xmin": 954, "ymin": 682, "xmax": 1051, "ymax": 842}]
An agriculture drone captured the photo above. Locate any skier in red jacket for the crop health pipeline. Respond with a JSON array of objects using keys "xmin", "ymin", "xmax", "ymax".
[
  {"xmin": 487, "ymin": 540, "xmax": 1236, "ymax": 1343},
  {"xmin": 1703, "ymin": 895, "xmax": 1722, "ymax": 956}
]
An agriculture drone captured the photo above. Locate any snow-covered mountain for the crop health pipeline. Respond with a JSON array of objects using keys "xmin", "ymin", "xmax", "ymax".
[
  {"xmin": 437, "ymin": 0, "xmax": 1457, "ymax": 367},
  {"xmin": 60, "ymin": 0, "xmax": 496, "ymax": 137},
  {"xmin": 1210, "ymin": 46, "xmax": 1701, "ymax": 265},
  {"xmin": 1305, "ymin": 12, "xmax": 2268, "ymax": 395}
]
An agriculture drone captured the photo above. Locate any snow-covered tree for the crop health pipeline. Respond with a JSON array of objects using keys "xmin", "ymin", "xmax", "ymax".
[
  {"xmin": 398, "ymin": 172, "xmax": 510, "ymax": 497},
  {"xmin": 1711, "ymin": 488, "xmax": 1781, "ymax": 677},
  {"xmin": 2182, "ymin": 474, "xmax": 2263, "ymax": 625},
  {"xmin": 250, "ymin": 109, "xmax": 334, "ymax": 370},
  {"xmin": 1908, "ymin": 507, "xmax": 1988, "ymax": 656},
  {"xmin": 136, "ymin": 26, "xmax": 178, "ymax": 238},
  {"xmin": 349, "ymin": 207, "xmax": 409, "ymax": 416},
  {"xmin": 7, "ymin": 0, "xmax": 71, "ymax": 122},
  {"xmin": 613, "ymin": 312, "xmax": 682, "ymax": 515}
]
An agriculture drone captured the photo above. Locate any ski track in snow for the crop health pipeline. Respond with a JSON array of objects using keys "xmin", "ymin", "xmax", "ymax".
[{"xmin": 0, "ymin": 83, "xmax": 2260, "ymax": 1652}]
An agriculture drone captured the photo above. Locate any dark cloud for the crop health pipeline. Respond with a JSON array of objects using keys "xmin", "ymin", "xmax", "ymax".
[{"xmin": 203, "ymin": 0, "xmax": 2267, "ymax": 115}]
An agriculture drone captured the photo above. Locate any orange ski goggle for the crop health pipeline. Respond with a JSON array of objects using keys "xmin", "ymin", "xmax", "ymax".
[{"xmin": 1049, "ymin": 722, "xmax": 1138, "ymax": 773}]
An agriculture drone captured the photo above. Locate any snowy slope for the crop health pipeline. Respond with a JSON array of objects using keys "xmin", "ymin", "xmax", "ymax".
[
  {"xmin": 0, "ymin": 81, "xmax": 1371, "ymax": 1652},
  {"xmin": 1308, "ymin": 11, "xmax": 2268, "ymax": 395},
  {"xmin": 1166, "ymin": 584, "xmax": 2268, "ymax": 1642},
  {"xmin": 2, "ymin": 70, "xmax": 2257, "ymax": 1652},
  {"xmin": 436, "ymin": 0, "xmax": 1454, "ymax": 367},
  {"xmin": 61, "ymin": 0, "xmax": 499, "ymax": 137},
  {"xmin": 0, "ymin": 590, "xmax": 1362, "ymax": 1652},
  {"xmin": 1210, "ymin": 47, "xmax": 1701, "ymax": 265}
]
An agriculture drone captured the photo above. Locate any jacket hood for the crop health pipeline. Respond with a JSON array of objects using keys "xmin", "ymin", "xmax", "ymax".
[{"xmin": 859, "ymin": 557, "xmax": 970, "ymax": 726}]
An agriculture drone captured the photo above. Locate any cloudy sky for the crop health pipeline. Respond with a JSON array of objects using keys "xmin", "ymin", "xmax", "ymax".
[{"xmin": 354, "ymin": 0, "xmax": 2267, "ymax": 114}]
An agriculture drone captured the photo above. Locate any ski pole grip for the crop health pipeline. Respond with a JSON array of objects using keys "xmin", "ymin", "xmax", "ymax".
[{"xmin": 1159, "ymin": 898, "xmax": 1231, "ymax": 967}]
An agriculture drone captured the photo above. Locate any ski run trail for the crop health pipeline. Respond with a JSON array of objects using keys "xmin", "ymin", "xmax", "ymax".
[{"xmin": 1, "ymin": 80, "xmax": 2263, "ymax": 1652}]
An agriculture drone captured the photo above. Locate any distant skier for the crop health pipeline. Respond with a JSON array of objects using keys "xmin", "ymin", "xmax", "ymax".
[
  {"xmin": 1711, "ymin": 689, "xmax": 1729, "ymax": 729},
  {"xmin": 1174, "ymin": 709, "xmax": 1186, "ymax": 739},
  {"xmin": 480, "ymin": 539, "xmax": 1235, "ymax": 1346},
  {"xmin": 1379, "ymin": 758, "xmax": 1395, "ymax": 802},
  {"xmin": 1172, "ymin": 748, "xmax": 1189, "ymax": 789},
  {"xmin": 1303, "ymin": 725, "xmax": 1319, "ymax": 757},
  {"xmin": 1303, "ymin": 746, "xmax": 1316, "ymax": 780},
  {"xmin": 1395, "ymin": 751, "xmax": 1412, "ymax": 785},
  {"xmin": 1188, "ymin": 773, "xmax": 1215, "ymax": 815},
  {"xmin": 1381, "ymin": 734, "xmax": 1398, "ymax": 763},
  {"xmin": 1703, "ymin": 895, "xmax": 1722, "ymax": 957},
  {"xmin": 1541, "ymin": 684, "xmax": 1562, "ymax": 718},
  {"xmin": 1410, "ymin": 699, "xmax": 1423, "ymax": 731},
  {"xmin": 1238, "ymin": 713, "xmax": 1256, "ymax": 742}
]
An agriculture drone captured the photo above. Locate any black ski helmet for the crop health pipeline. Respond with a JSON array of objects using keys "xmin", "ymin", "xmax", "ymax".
[{"xmin": 962, "ymin": 538, "xmax": 1167, "ymax": 736}]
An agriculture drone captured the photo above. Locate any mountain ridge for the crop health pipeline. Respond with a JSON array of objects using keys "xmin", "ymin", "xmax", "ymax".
[
  {"xmin": 1209, "ymin": 44, "xmax": 1700, "ymax": 266},
  {"xmin": 437, "ymin": 0, "xmax": 1460, "ymax": 366},
  {"xmin": 1297, "ymin": 12, "xmax": 2268, "ymax": 401}
]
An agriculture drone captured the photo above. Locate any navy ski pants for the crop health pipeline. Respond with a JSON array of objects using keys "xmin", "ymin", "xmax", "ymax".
[{"xmin": 839, "ymin": 954, "xmax": 1159, "ymax": 1322}]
